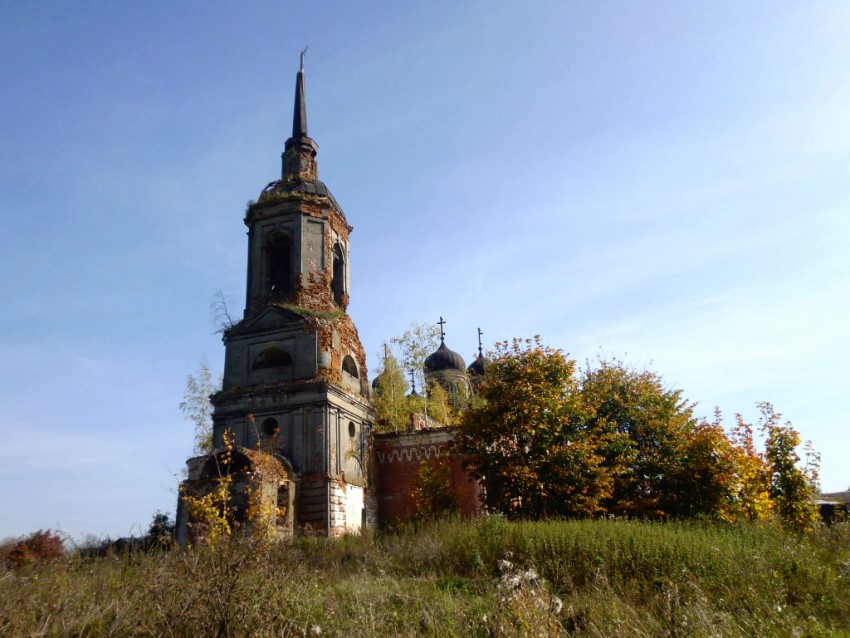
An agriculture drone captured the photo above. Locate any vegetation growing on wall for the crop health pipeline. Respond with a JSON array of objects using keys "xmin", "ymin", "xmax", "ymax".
[
  {"xmin": 413, "ymin": 458, "xmax": 458, "ymax": 519},
  {"xmin": 180, "ymin": 429, "xmax": 285, "ymax": 545}
]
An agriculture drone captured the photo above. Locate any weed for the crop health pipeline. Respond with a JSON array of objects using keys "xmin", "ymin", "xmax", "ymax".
[{"xmin": 1, "ymin": 519, "xmax": 848, "ymax": 636}]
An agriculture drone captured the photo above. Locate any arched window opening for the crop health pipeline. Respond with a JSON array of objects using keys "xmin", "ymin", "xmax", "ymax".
[
  {"xmin": 202, "ymin": 451, "xmax": 251, "ymax": 479},
  {"xmin": 252, "ymin": 347, "xmax": 293, "ymax": 370},
  {"xmin": 266, "ymin": 231, "xmax": 292, "ymax": 298},
  {"xmin": 332, "ymin": 243, "xmax": 345, "ymax": 306},
  {"xmin": 348, "ymin": 421, "xmax": 356, "ymax": 438},
  {"xmin": 261, "ymin": 417, "xmax": 279, "ymax": 437},
  {"xmin": 342, "ymin": 355, "xmax": 359, "ymax": 378}
]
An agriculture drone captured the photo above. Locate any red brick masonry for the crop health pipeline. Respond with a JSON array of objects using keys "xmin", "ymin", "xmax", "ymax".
[{"xmin": 373, "ymin": 426, "xmax": 483, "ymax": 526}]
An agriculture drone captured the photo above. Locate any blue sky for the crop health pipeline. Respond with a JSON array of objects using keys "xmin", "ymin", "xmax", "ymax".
[{"xmin": 1, "ymin": 1, "xmax": 848, "ymax": 540}]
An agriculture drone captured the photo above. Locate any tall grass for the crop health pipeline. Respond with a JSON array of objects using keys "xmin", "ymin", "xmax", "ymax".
[
  {"xmin": 380, "ymin": 517, "xmax": 850, "ymax": 635},
  {"xmin": 1, "ymin": 519, "xmax": 848, "ymax": 637}
]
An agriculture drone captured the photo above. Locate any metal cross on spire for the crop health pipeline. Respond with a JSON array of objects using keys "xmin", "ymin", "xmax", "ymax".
[
  {"xmin": 477, "ymin": 327, "xmax": 484, "ymax": 355},
  {"xmin": 409, "ymin": 369, "xmax": 417, "ymax": 393},
  {"xmin": 437, "ymin": 316, "xmax": 446, "ymax": 342},
  {"xmin": 300, "ymin": 46, "xmax": 308, "ymax": 73}
]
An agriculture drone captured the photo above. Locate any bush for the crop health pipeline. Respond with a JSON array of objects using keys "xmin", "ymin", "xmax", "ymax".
[{"xmin": 6, "ymin": 529, "xmax": 65, "ymax": 569}]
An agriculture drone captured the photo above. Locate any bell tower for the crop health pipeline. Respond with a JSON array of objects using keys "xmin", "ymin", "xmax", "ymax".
[
  {"xmin": 244, "ymin": 52, "xmax": 352, "ymax": 316},
  {"xmin": 179, "ymin": 55, "xmax": 375, "ymax": 540}
]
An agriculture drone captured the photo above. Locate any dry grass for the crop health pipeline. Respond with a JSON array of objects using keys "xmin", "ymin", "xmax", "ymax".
[{"xmin": 1, "ymin": 518, "xmax": 848, "ymax": 637}]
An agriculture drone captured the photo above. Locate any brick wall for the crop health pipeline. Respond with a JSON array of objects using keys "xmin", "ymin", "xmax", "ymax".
[{"xmin": 374, "ymin": 427, "xmax": 482, "ymax": 527}]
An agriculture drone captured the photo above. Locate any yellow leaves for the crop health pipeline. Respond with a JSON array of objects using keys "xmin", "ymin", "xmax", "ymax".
[
  {"xmin": 182, "ymin": 476, "xmax": 234, "ymax": 547},
  {"xmin": 182, "ymin": 428, "xmax": 283, "ymax": 545},
  {"xmin": 414, "ymin": 458, "xmax": 458, "ymax": 519},
  {"xmin": 244, "ymin": 480, "xmax": 279, "ymax": 542}
]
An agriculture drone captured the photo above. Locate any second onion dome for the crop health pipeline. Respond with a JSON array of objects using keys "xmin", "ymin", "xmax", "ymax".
[
  {"xmin": 466, "ymin": 327, "xmax": 488, "ymax": 378},
  {"xmin": 467, "ymin": 352, "xmax": 487, "ymax": 377},
  {"xmin": 424, "ymin": 340, "xmax": 467, "ymax": 373}
]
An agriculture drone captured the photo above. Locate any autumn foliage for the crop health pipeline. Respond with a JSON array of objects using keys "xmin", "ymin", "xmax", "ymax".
[
  {"xmin": 458, "ymin": 337, "xmax": 819, "ymax": 531},
  {"xmin": 6, "ymin": 529, "xmax": 65, "ymax": 570},
  {"xmin": 457, "ymin": 338, "xmax": 609, "ymax": 519},
  {"xmin": 372, "ymin": 346, "xmax": 455, "ymax": 432},
  {"xmin": 414, "ymin": 458, "xmax": 459, "ymax": 519}
]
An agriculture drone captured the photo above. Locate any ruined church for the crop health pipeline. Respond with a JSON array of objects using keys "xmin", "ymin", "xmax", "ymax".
[{"xmin": 176, "ymin": 60, "xmax": 481, "ymax": 542}]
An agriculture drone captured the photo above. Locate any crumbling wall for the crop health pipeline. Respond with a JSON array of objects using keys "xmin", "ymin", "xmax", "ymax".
[
  {"xmin": 373, "ymin": 428, "xmax": 483, "ymax": 527},
  {"xmin": 177, "ymin": 447, "xmax": 296, "ymax": 544},
  {"xmin": 307, "ymin": 314, "xmax": 370, "ymax": 399}
]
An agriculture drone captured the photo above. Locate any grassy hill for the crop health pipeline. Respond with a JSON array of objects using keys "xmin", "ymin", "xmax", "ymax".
[{"xmin": 2, "ymin": 518, "xmax": 849, "ymax": 637}]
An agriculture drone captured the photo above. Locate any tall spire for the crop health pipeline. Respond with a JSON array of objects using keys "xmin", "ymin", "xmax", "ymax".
[
  {"xmin": 282, "ymin": 48, "xmax": 318, "ymax": 181},
  {"xmin": 292, "ymin": 48, "xmax": 308, "ymax": 139}
]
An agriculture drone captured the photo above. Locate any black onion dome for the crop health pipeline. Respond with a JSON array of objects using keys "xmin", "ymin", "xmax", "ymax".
[
  {"xmin": 467, "ymin": 352, "xmax": 487, "ymax": 376},
  {"xmin": 371, "ymin": 372, "xmax": 385, "ymax": 390},
  {"xmin": 424, "ymin": 341, "xmax": 466, "ymax": 373}
]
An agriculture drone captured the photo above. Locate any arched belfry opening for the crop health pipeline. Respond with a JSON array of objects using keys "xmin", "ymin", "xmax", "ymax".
[
  {"xmin": 332, "ymin": 243, "xmax": 345, "ymax": 306},
  {"xmin": 266, "ymin": 231, "xmax": 292, "ymax": 299},
  {"xmin": 342, "ymin": 354, "xmax": 359, "ymax": 378}
]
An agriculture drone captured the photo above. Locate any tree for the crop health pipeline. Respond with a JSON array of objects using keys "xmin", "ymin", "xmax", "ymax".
[
  {"xmin": 720, "ymin": 410, "xmax": 773, "ymax": 522},
  {"xmin": 424, "ymin": 380, "xmax": 454, "ymax": 425},
  {"xmin": 759, "ymin": 402, "xmax": 819, "ymax": 532},
  {"xmin": 390, "ymin": 321, "xmax": 440, "ymax": 394},
  {"xmin": 181, "ymin": 429, "xmax": 238, "ymax": 545},
  {"xmin": 457, "ymin": 336, "xmax": 821, "ymax": 526},
  {"xmin": 371, "ymin": 346, "xmax": 410, "ymax": 433},
  {"xmin": 180, "ymin": 359, "xmax": 220, "ymax": 455},
  {"xmin": 458, "ymin": 337, "xmax": 612, "ymax": 518},
  {"xmin": 374, "ymin": 324, "xmax": 459, "ymax": 430},
  {"xmin": 802, "ymin": 439, "xmax": 821, "ymax": 494},
  {"xmin": 669, "ymin": 416, "xmax": 739, "ymax": 520},
  {"xmin": 579, "ymin": 358, "xmax": 737, "ymax": 520},
  {"xmin": 145, "ymin": 511, "xmax": 175, "ymax": 548}
]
